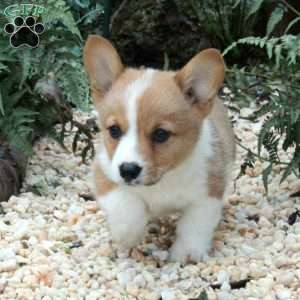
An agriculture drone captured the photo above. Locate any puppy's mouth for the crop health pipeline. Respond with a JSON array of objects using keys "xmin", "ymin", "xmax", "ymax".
[
  {"xmin": 142, "ymin": 180, "xmax": 159, "ymax": 186},
  {"xmin": 123, "ymin": 176, "xmax": 161, "ymax": 187}
]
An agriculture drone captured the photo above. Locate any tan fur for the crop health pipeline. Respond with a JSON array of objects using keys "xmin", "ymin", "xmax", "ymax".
[
  {"xmin": 95, "ymin": 69, "xmax": 143, "ymax": 159},
  {"xmin": 207, "ymin": 98, "xmax": 236, "ymax": 198},
  {"xmin": 93, "ymin": 160, "xmax": 116, "ymax": 196},
  {"xmin": 175, "ymin": 50, "xmax": 233, "ymax": 199},
  {"xmin": 84, "ymin": 35, "xmax": 123, "ymax": 101},
  {"xmin": 136, "ymin": 71, "xmax": 202, "ymax": 184},
  {"xmin": 175, "ymin": 49, "xmax": 225, "ymax": 118}
]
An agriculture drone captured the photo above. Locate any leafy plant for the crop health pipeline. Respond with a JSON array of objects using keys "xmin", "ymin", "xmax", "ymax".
[
  {"xmin": 66, "ymin": 0, "xmax": 106, "ymax": 37},
  {"xmin": 186, "ymin": 0, "xmax": 264, "ymax": 46},
  {"xmin": 224, "ymin": 35, "xmax": 300, "ymax": 68},
  {"xmin": 229, "ymin": 63, "xmax": 300, "ymax": 192},
  {"xmin": 0, "ymin": 0, "xmax": 92, "ymax": 155},
  {"xmin": 174, "ymin": 0, "xmax": 299, "ymax": 63},
  {"xmin": 173, "ymin": 0, "xmax": 260, "ymax": 54},
  {"xmin": 224, "ymin": 1, "xmax": 300, "ymax": 192}
]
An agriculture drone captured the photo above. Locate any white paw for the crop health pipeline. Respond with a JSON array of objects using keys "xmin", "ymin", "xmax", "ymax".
[
  {"xmin": 100, "ymin": 189, "xmax": 148, "ymax": 251},
  {"xmin": 110, "ymin": 224, "xmax": 145, "ymax": 250},
  {"xmin": 169, "ymin": 239, "xmax": 210, "ymax": 263}
]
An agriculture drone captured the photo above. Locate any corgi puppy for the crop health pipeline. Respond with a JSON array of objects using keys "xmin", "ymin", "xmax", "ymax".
[{"xmin": 84, "ymin": 35, "xmax": 235, "ymax": 263}]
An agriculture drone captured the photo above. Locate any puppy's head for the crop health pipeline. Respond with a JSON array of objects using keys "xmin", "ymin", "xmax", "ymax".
[{"xmin": 84, "ymin": 35, "xmax": 225, "ymax": 186}]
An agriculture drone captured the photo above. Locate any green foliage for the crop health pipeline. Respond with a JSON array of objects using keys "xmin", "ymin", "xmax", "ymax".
[
  {"xmin": 43, "ymin": 0, "xmax": 83, "ymax": 39},
  {"xmin": 226, "ymin": 62, "xmax": 300, "ymax": 191},
  {"xmin": 224, "ymin": 35, "xmax": 300, "ymax": 68},
  {"xmin": 176, "ymin": 1, "xmax": 268, "ymax": 51},
  {"xmin": 246, "ymin": 0, "xmax": 264, "ymax": 20},
  {"xmin": 0, "ymin": 0, "xmax": 94, "ymax": 155},
  {"xmin": 266, "ymin": 5, "xmax": 285, "ymax": 36},
  {"xmin": 174, "ymin": 0, "xmax": 299, "ymax": 63},
  {"xmin": 222, "ymin": 0, "xmax": 300, "ymax": 66},
  {"xmin": 66, "ymin": 0, "xmax": 106, "ymax": 38},
  {"xmin": 223, "ymin": 0, "xmax": 300, "ymax": 191}
]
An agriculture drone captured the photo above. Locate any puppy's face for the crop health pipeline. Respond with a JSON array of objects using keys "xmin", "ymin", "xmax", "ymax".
[{"xmin": 84, "ymin": 36, "xmax": 224, "ymax": 186}]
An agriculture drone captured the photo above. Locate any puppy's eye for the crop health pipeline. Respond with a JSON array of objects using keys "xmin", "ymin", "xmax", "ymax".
[
  {"xmin": 152, "ymin": 128, "xmax": 170, "ymax": 143},
  {"xmin": 108, "ymin": 125, "xmax": 122, "ymax": 139}
]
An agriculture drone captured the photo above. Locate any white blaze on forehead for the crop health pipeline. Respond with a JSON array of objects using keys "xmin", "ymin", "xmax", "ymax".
[{"xmin": 110, "ymin": 69, "xmax": 155, "ymax": 181}]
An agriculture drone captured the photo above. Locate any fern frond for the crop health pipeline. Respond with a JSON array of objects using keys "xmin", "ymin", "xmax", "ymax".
[
  {"xmin": 0, "ymin": 88, "xmax": 4, "ymax": 116},
  {"xmin": 262, "ymin": 163, "xmax": 273, "ymax": 194},
  {"xmin": 267, "ymin": 6, "xmax": 285, "ymax": 36},
  {"xmin": 43, "ymin": 0, "xmax": 82, "ymax": 40},
  {"xmin": 18, "ymin": 49, "xmax": 32, "ymax": 89},
  {"xmin": 258, "ymin": 116, "xmax": 277, "ymax": 156},
  {"xmin": 280, "ymin": 152, "xmax": 300, "ymax": 183},
  {"xmin": 224, "ymin": 35, "xmax": 299, "ymax": 67},
  {"xmin": 285, "ymin": 16, "xmax": 300, "ymax": 34},
  {"xmin": 246, "ymin": 0, "xmax": 264, "ymax": 20}
]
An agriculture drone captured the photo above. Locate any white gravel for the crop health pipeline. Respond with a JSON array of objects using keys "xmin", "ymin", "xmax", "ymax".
[{"xmin": 0, "ymin": 108, "xmax": 299, "ymax": 300}]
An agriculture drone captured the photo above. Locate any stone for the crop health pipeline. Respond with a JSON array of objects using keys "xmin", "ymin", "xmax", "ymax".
[
  {"xmin": 160, "ymin": 288, "xmax": 176, "ymax": 300},
  {"xmin": 276, "ymin": 289, "xmax": 291, "ymax": 300},
  {"xmin": 0, "ymin": 259, "xmax": 17, "ymax": 272}
]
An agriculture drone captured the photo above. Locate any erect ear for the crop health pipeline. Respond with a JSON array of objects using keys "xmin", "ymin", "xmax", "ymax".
[
  {"xmin": 175, "ymin": 49, "xmax": 225, "ymax": 116},
  {"xmin": 84, "ymin": 35, "xmax": 124, "ymax": 97}
]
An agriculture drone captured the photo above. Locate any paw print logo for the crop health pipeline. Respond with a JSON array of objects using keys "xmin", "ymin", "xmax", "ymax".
[{"xmin": 4, "ymin": 16, "xmax": 45, "ymax": 48}]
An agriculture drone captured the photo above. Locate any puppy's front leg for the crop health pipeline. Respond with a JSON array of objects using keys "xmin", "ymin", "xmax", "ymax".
[
  {"xmin": 170, "ymin": 198, "xmax": 223, "ymax": 263},
  {"xmin": 98, "ymin": 189, "xmax": 148, "ymax": 250}
]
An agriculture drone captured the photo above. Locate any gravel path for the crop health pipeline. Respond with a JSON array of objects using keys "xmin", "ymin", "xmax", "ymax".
[{"xmin": 0, "ymin": 109, "xmax": 299, "ymax": 300}]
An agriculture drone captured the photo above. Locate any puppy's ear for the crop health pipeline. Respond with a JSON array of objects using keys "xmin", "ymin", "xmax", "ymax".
[
  {"xmin": 84, "ymin": 35, "xmax": 124, "ymax": 98},
  {"xmin": 175, "ymin": 49, "xmax": 225, "ymax": 116}
]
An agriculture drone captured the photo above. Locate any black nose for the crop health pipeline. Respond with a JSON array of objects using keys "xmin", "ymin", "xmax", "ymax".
[{"xmin": 119, "ymin": 163, "xmax": 142, "ymax": 182}]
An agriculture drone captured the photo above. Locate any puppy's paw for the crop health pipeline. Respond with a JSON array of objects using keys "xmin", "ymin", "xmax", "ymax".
[
  {"xmin": 101, "ymin": 190, "xmax": 148, "ymax": 250},
  {"xmin": 110, "ymin": 224, "xmax": 145, "ymax": 250},
  {"xmin": 169, "ymin": 239, "xmax": 209, "ymax": 263}
]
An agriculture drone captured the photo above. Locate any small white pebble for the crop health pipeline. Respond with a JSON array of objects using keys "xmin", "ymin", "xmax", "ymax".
[
  {"xmin": 241, "ymin": 244, "xmax": 255, "ymax": 255},
  {"xmin": 240, "ymin": 108, "xmax": 252, "ymax": 118},
  {"xmin": 133, "ymin": 274, "xmax": 146, "ymax": 288},
  {"xmin": 217, "ymin": 291, "xmax": 234, "ymax": 300},
  {"xmin": 0, "ymin": 248, "xmax": 15, "ymax": 261},
  {"xmin": 67, "ymin": 204, "xmax": 84, "ymax": 216},
  {"xmin": 152, "ymin": 250, "xmax": 168, "ymax": 261},
  {"xmin": 217, "ymin": 270, "xmax": 229, "ymax": 284},
  {"xmin": 117, "ymin": 270, "xmax": 134, "ymax": 286},
  {"xmin": 53, "ymin": 210, "xmax": 65, "ymax": 220},
  {"xmin": 13, "ymin": 220, "xmax": 29, "ymax": 239},
  {"xmin": 0, "ymin": 259, "xmax": 17, "ymax": 272},
  {"xmin": 276, "ymin": 272, "xmax": 294, "ymax": 285},
  {"xmin": 276, "ymin": 289, "xmax": 291, "ymax": 300},
  {"xmin": 161, "ymin": 288, "xmax": 176, "ymax": 300},
  {"xmin": 0, "ymin": 278, "xmax": 7, "ymax": 293}
]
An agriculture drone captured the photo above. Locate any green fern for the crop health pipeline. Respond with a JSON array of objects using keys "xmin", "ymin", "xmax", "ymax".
[
  {"xmin": 223, "ymin": 35, "xmax": 300, "ymax": 68},
  {"xmin": 0, "ymin": 0, "xmax": 94, "ymax": 155},
  {"xmin": 266, "ymin": 5, "xmax": 285, "ymax": 36},
  {"xmin": 226, "ymin": 62, "xmax": 300, "ymax": 191},
  {"xmin": 43, "ymin": 0, "xmax": 82, "ymax": 40},
  {"xmin": 0, "ymin": 89, "xmax": 4, "ymax": 116},
  {"xmin": 246, "ymin": 0, "xmax": 264, "ymax": 20},
  {"xmin": 225, "ymin": 0, "xmax": 300, "ymax": 190},
  {"xmin": 0, "ymin": 107, "xmax": 38, "ymax": 155},
  {"xmin": 285, "ymin": 16, "xmax": 300, "ymax": 34}
]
